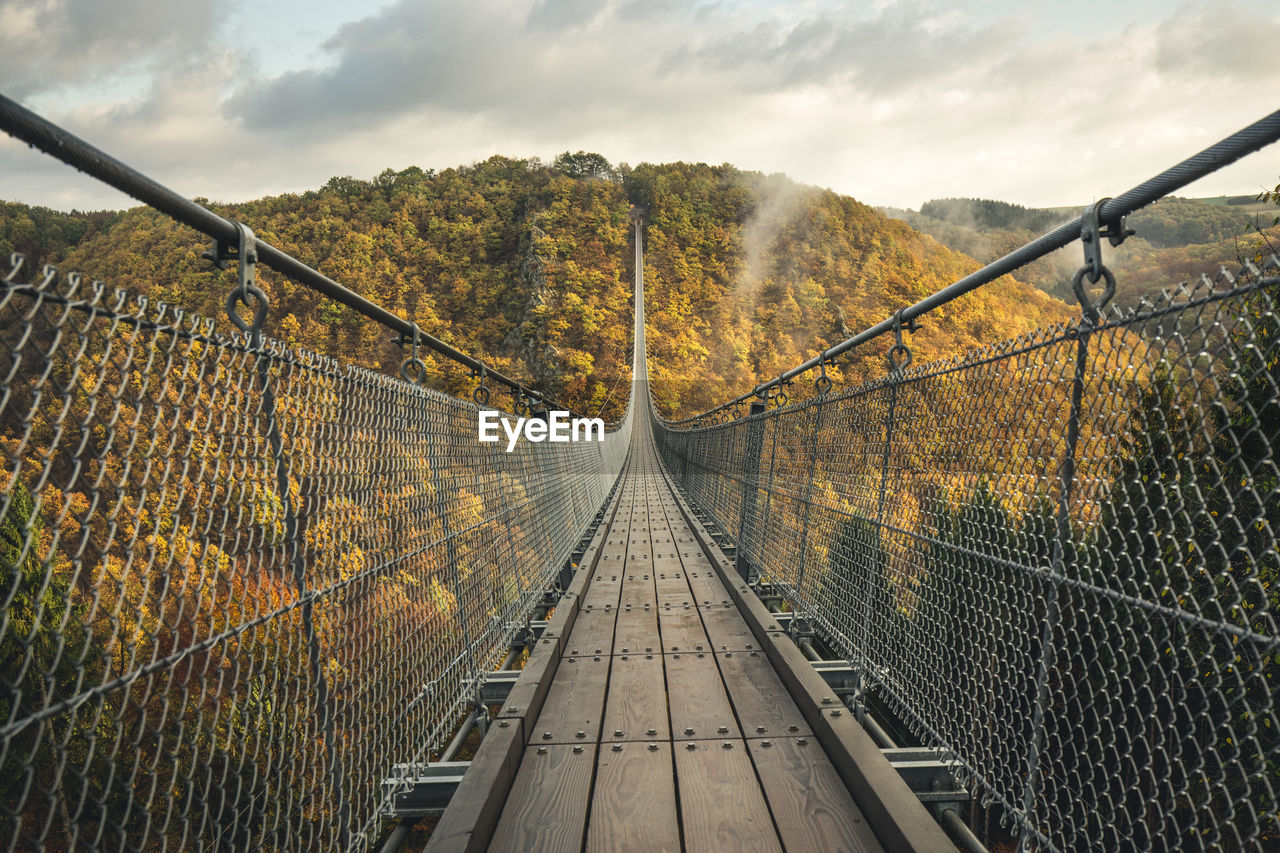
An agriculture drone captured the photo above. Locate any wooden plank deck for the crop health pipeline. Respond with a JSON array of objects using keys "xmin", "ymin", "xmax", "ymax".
[{"xmin": 485, "ymin": 422, "xmax": 886, "ymax": 853}]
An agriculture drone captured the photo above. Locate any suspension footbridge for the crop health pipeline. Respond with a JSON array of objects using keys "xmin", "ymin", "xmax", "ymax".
[{"xmin": 2, "ymin": 95, "xmax": 1279, "ymax": 851}]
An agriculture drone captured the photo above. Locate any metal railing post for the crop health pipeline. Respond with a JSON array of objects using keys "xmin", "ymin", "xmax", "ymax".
[
  {"xmin": 223, "ymin": 224, "xmax": 350, "ymax": 844},
  {"xmin": 736, "ymin": 399, "xmax": 767, "ymax": 581},
  {"xmin": 1018, "ymin": 203, "xmax": 1119, "ymax": 850},
  {"xmin": 794, "ymin": 397, "xmax": 826, "ymax": 597}
]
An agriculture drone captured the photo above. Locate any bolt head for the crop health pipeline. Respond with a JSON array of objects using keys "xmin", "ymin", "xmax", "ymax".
[
  {"xmin": 576, "ymin": 731, "xmax": 586, "ymax": 738},
  {"xmin": 542, "ymin": 732, "xmax": 552, "ymax": 739},
  {"xmin": 722, "ymin": 742, "xmax": 733, "ymax": 750},
  {"xmin": 648, "ymin": 742, "xmax": 659, "ymax": 751},
  {"xmin": 612, "ymin": 744, "xmax": 623, "ymax": 752},
  {"xmin": 498, "ymin": 720, "xmax": 510, "ymax": 728},
  {"xmin": 755, "ymin": 726, "xmax": 766, "ymax": 733},
  {"xmin": 573, "ymin": 745, "xmax": 584, "ymax": 753},
  {"xmin": 614, "ymin": 730, "xmax": 624, "ymax": 737},
  {"xmin": 646, "ymin": 728, "xmax": 657, "ymax": 736},
  {"xmin": 761, "ymin": 740, "xmax": 772, "ymax": 748},
  {"xmin": 684, "ymin": 727, "xmax": 695, "ymax": 735},
  {"xmin": 717, "ymin": 726, "xmax": 728, "ymax": 734},
  {"xmin": 686, "ymin": 742, "xmax": 697, "ymax": 750}
]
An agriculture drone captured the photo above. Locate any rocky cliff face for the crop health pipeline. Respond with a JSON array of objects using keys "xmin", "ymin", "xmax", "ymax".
[{"xmin": 502, "ymin": 222, "xmax": 563, "ymax": 392}]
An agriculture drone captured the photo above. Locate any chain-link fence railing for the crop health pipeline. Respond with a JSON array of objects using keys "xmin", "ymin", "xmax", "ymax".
[
  {"xmin": 654, "ymin": 254, "xmax": 1280, "ymax": 850},
  {"xmin": 0, "ymin": 251, "xmax": 630, "ymax": 850}
]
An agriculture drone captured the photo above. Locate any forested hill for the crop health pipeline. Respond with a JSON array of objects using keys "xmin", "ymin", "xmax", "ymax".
[
  {"xmin": 1, "ymin": 156, "xmax": 1071, "ymax": 419},
  {"xmin": 881, "ymin": 195, "xmax": 1280, "ymax": 311}
]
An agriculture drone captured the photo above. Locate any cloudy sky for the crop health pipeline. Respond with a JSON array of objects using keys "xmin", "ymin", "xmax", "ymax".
[{"xmin": 2, "ymin": 0, "xmax": 1278, "ymax": 212}]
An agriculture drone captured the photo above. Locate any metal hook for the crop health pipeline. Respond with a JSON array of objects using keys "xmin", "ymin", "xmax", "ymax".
[
  {"xmin": 471, "ymin": 363, "xmax": 491, "ymax": 406},
  {"xmin": 814, "ymin": 353, "xmax": 832, "ymax": 397},
  {"xmin": 1074, "ymin": 200, "xmax": 1125, "ymax": 322},
  {"xmin": 400, "ymin": 325, "xmax": 427, "ymax": 384},
  {"xmin": 222, "ymin": 221, "xmax": 268, "ymax": 348},
  {"xmin": 887, "ymin": 309, "xmax": 915, "ymax": 373}
]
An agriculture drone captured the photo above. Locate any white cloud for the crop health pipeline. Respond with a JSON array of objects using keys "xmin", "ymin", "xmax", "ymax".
[{"xmin": 1, "ymin": 0, "xmax": 1277, "ymax": 212}]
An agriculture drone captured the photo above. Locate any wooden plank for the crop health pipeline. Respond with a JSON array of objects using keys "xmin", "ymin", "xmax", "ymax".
[
  {"xmin": 666, "ymin": 651, "xmax": 737, "ymax": 739},
  {"xmin": 601, "ymin": 653, "xmax": 669, "ymax": 741},
  {"xmin": 566, "ymin": 605, "xmax": 618, "ymax": 657},
  {"xmin": 660, "ymin": 479, "xmax": 958, "ymax": 852},
  {"xmin": 673, "ymin": 739, "xmax": 782, "ymax": 852},
  {"xmin": 657, "ymin": 605, "xmax": 710, "ymax": 653},
  {"xmin": 718, "ymin": 649, "xmax": 812, "ymax": 737},
  {"xmin": 654, "ymin": 571, "xmax": 692, "ymax": 600},
  {"xmin": 699, "ymin": 603, "xmax": 759, "ymax": 652},
  {"xmin": 748, "ymin": 737, "xmax": 882, "ymax": 853},
  {"xmin": 586, "ymin": 742, "xmax": 681, "ymax": 853},
  {"xmin": 530, "ymin": 655, "xmax": 610, "ymax": 744},
  {"xmin": 686, "ymin": 568, "xmax": 729, "ymax": 604},
  {"xmin": 620, "ymin": 572, "xmax": 657, "ymax": 608},
  {"xmin": 487, "ymin": 743, "xmax": 596, "ymax": 853},
  {"xmin": 425, "ymin": 720, "xmax": 524, "ymax": 853},
  {"xmin": 612, "ymin": 606, "xmax": 659, "ymax": 653}
]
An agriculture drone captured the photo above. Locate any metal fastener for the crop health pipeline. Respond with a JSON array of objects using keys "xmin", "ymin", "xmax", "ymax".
[
  {"xmin": 612, "ymin": 744, "xmax": 623, "ymax": 752},
  {"xmin": 761, "ymin": 740, "xmax": 772, "ymax": 748},
  {"xmin": 537, "ymin": 746, "xmax": 547, "ymax": 754},
  {"xmin": 722, "ymin": 742, "xmax": 733, "ymax": 750},
  {"xmin": 798, "ymin": 738, "xmax": 808, "ymax": 745},
  {"xmin": 614, "ymin": 730, "xmax": 623, "ymax": 738},
  {"xmin": 717, "ymin": 726, "xmax": 728, "ymax": 734},
  {"xmin": 573, "ymin": 745, "xmax": 584, "ymax": 753},
  {"xmin": 498, "ymin": 720, "xmax": 510, "ymax": 728},
  {"xmin": 755, "ymin": 726, "xmax": 766, "ymax": 733},
  {"xmin": 576, "ymin": 731, "xmax": 586, "ymax": 738},
  {"xmin": 646, "ymin": 728, "xmax": 657, "ymax": 736},
  {"xmin": 686, "ymin": 742, "xmax": 697, "ymax": 751},
  {"xmin": 684, "ymin": 727, "xmax": 695, "ymax": 735},
  {"xmin": 543, "ymin": 732, "xmax": 552, "ymax": 739},
  {"xmin": 648, "ymin": 743, "xmax": 659, "ymax": 751}
]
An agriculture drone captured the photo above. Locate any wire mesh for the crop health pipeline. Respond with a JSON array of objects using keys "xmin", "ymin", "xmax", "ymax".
[
  {"xmin": 0, "ymin": 256, "xmax": 629, "ymax": 850},
  {"xmin": 653, "ymin": 256, "xmax": 1280, "ymax": 851}
]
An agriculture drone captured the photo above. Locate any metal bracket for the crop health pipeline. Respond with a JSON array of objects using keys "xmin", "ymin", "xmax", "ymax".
[
  {"xmin": 814, "ymin": 353, "xmax": 832, "ymax": 396},
  {"xmin": 1073, "ymin": 200, "xmax": 1126, "ymax": 322},
  {"xmin": 887, "ymin": 309, "xmax": 918, "ymax": 373},
  {"xmin": 470, "ymin": 363, "xmax": 491, "ymax": 406},
  {"xmin": 1078, "ymin": 198, "xmax": 1132, "ymax": 284},
  {"xmin": 400, "ymin": 326, "xmax": 428, "ymax": 384},
  {"xmin": 218, "ymin": 221, "xmax": 267, "ymax": 346}
]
